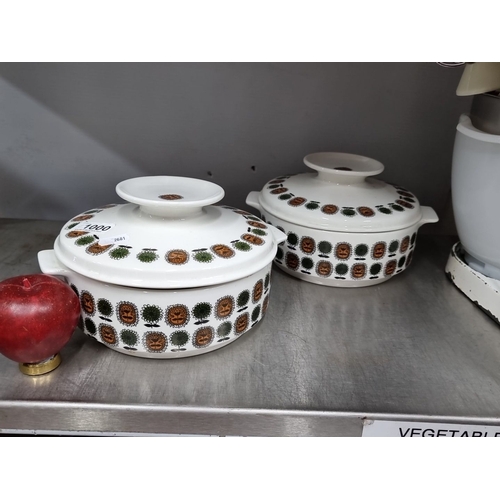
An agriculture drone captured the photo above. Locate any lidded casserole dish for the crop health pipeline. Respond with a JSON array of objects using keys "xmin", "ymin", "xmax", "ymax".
[
  {"xmin": 246, "ymin": 152, "xmax": 438, "ymax": 287},
  {"xmin": 38, "ymin": 176, "xmax": 286, "ymax": 358}
]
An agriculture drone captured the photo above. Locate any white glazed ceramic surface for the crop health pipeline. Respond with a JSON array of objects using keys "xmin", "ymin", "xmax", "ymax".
[
  {"xmin": 452, "ymin": 115, "xmax": 500, "ymax": 276},
  {"xmin": 38, "ymin": 250, "xmax": 272, "ymax": 358},
  {"xmin": 56, "ymin": 176, "xmax": 284, "ymax": 288},
  {"xmin": 256, "ymin": 210, "xmax": 429, "ymax": 287},
  {"xmin": 256, "ymin": 152, "xmax": 422, "ymax": 232}
]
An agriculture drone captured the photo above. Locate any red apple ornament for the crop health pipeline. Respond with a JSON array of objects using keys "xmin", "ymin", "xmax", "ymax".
[{"xmin": 0, "ymin": 274, "xmax": 81, "ymax": 375}]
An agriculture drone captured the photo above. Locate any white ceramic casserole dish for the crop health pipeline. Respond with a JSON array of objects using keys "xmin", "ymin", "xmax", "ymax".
[
  {"xmin": 38, "ymin": 176, "xmax": 286, "ymax": 358},
  {"xmin": 246, "ymin": 152, "xmax": 438, "ymax": 287}
]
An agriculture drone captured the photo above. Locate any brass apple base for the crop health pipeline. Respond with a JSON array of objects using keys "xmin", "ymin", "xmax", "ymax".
[{"xmin": 19, "ymin": 353, "xmax": 61, "ymax": 376}]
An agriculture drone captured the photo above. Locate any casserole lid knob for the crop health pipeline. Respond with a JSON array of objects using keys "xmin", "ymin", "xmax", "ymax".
[
  {"xmin": 116, "ymin": 176, "xmax": 225, "ymax": 218},
  {"xmin": 303, "ymin": 152, "xmax": 384, "ymax": 184}
]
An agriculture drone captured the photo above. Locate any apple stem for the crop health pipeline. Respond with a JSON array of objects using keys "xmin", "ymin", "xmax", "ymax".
[{"xmin": 22, "ymin": 278, "xmax": 32, "ymax": 289}]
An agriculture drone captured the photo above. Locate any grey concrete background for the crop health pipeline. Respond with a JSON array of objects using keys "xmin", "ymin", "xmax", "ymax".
[{"xmin": 0, "ymin": 63, "xmax": 471, "ymax": 233}]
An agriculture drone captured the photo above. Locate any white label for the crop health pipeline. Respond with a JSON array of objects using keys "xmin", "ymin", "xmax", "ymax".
[
  {"xmin": 98, "ymin": 233, "xmax": 130, "ymax": 246},
  {"xmin": 362, "ymin": 419, "xmax": 500, "ymax": 437},
  {"xmin": 71, "ymin": 222, "xmax": 115, "ymax": 232}
]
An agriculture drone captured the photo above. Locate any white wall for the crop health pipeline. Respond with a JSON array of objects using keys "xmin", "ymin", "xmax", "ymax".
[{"xmin": 0, "ymin": 63, "xmax": 471, "ymax": 233}]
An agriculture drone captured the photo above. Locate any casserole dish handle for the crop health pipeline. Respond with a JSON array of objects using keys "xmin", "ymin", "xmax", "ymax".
[
  {"xmin": 38, "ymin": 249, "xmax": 73, "ymax": 279},
  {"xmin": 418, "ymin": 206, "xmax": 439, "ymax": 228},
  {"xmin": 246, "ymin": 191, "xmax": 261, "ymax": 211},
  {"xmin": 268, "ymin": 225, "xmax": 287, "ymax": 245}
]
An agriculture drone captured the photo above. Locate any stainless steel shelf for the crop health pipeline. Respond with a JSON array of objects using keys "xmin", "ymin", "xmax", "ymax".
[{"xmin": 1, "ymin": 218, "xmax": 500, "ymax": 436}]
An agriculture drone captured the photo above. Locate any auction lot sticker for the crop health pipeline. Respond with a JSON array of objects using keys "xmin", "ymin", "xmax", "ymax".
[{"xmin": 362, "ymin": 419, "xmax": 500, "ymax": 437}]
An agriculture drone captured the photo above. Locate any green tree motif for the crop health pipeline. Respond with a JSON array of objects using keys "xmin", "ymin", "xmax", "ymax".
[
  {"xmin": 109, "ymin": 247, "xmax": 130, "ymax": 260},
  {"xmin": 137, "ymin": 251, "xmax": 158, "ymax": 263},
  {"xmin": 217, "ymin": 322, "xmax": 232, "ymax": 339},
  {"xmin": 341, "ymin": 208, "xmax": 356, "ymax": 217},
  {"xmin": 84, "ymin": 318, "xmax": 96, "ymax": 335},
  {"xmin": 192, "ymin": 302, "xmax": 212, "ymax": 324},
  {"xmin": 194, "ymin": 251, "xmax": 213, "ymax": 263},
  {"xmin": 318, "ymin": 241, "xmax": 332, "ymax": 256},
  {"xmin": 120, "ymin": 329, "xmax": 138, "ymax": 346},
  {"xmin": 251, "ymin": 306, "xmax": 261, "ymax": 323},
  {"xmin": 76, "ymin": 235, "xmax": 95, "ymax": 246},
  {"xmin": 142, "ymin": 305, "xmax": 162, "ymax": 326},
  {"xmin": 305, "ymin": 202, "xmax": 319, "ymax": 210},
  {"xmin": 336, "ymin": 263, "xmax": 348, "ymax": 275},
  {"xmin": 97, "ymin": 299, "xmax": 113, "ymax": 317},
  {"xmin": 355, "ymin": 244, "xmax": 368, "ymax": 257},
  {"xmin": 171, "ymin": 330, "xmax": 189, "ymax": 350},
  {"xmin": 301, "ymin": 257, "xmax": 314, "ymax": 270},
  {"xmin": 234, "ymin": 241, "xmax": 251, "ymax": 252},
  {"xmin": 237, "ymin": 290, "xmax": 250, "ymax": 310},
  {"xmin": 287, "ymin": 233, "xmax": 298, "ymax": 248},
  {"xmin": 389, "ymin": 241, "xmax": 399, "ymax": 253}
]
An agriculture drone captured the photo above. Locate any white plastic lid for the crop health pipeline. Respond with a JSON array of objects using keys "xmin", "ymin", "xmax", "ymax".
[{"xmin": 457, "ymin": 114, "xmax": 500, "ymax": 144}]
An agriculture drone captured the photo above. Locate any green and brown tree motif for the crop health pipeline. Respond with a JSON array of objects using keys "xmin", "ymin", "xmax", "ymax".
[
  {"xmin": 166, "ymin": 304, "xmax": 190, "ymax": 328},
  {"xmin": 144, "ymin": 331, "xmax": 168, "ymax": 353},
  {"xmin": 86, "ymin": 243, "xmax": 113, "ymax": 255},
  {"xmin": 215, "ymin": 296, "xmax": 234, "ymax": 319},
  {"xmin": 193, "ymin": 327, "xmax": 214, "ymax": 348},
  {"xmin": 117, "ymin": 301, "xmax": 139, "ymax": 326},
  {"xmin": 235, "ymin": 313, "xmax": 249, "ymax": 335},
  {"xmin": 285, "ymin": 252, "xmax": 300, "ymax": 270},
  {"xmin": 316, "ymin": 261, "xmax": 333, "ymax": 278},
  {"xmin": 80, "ymin": 291, "xmax": 95, "ymax": 316},
  {"xmin": 99, "ymin": 324, "xmax": 118, "ymax": 346}
]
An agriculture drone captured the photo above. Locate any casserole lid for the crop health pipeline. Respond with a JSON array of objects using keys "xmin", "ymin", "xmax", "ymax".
[
  {"xmin": 256, "ymin": 152, "xmax": 422, "ymax": 232},
  {"xmin": 54, "ymin": 176, "xmax": 285, "ymax": 289}
]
